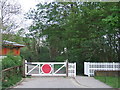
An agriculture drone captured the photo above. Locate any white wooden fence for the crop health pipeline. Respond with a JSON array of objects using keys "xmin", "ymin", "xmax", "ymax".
[{"xmin": 84, "ymin": 62, "xmax": 120, "ymax": 76}]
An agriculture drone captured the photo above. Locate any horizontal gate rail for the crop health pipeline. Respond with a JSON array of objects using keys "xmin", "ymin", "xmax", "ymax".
[
  {"xmin": 26, "ymin": 62, "xmax": 66, "ymax": 64},
  {"xmin": 28, "ymin": 74, "xmax": 67, "ymax": 76}
]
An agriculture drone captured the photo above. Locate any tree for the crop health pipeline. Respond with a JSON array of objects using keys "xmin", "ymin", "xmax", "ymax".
[
  {"xmin": 26, "ymin": 2, "xmax": 119, "ymax": 74},
  {"xmin": 0, "ymin": 0, "xmax": 21, "ymax": 33}
]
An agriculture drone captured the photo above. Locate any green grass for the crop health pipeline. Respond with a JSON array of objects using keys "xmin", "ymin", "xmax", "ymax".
[
  {"xmin": 94, "ymin": 76, "xmax": 120, "ymax": 88},
  {"xmin": 2, "ymin": 74, "xmax": 22, "ymax": 90}
]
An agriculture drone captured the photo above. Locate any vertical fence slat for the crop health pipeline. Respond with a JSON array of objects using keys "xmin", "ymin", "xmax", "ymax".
[
  {"xmin": 74, "ymin": 62, "xmax": 76, "ymax": 77},
  {"xmin": 38, "ymin": 64, "xmax": 41, "ymax": 74}
]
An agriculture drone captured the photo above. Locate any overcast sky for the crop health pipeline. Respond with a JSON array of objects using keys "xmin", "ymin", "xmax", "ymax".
[
  {"xmin": 14, "ymin": 0, "xmax": 53, "ymax": 34},
  {"xmin": 18, "ymin": 0, "xmax": 38, "ymax": 13},
  {"xmin": 18, "ymin": 0, "xmax": 54, "ymax": 13},
  {"xmin": 16, "ymin": 0, "xmax": 41, "ymax": 33}
]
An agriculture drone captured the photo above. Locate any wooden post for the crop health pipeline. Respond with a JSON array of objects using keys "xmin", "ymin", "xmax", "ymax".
[{"xmin": 66, "ymin": 59, "xmax": 68, "ymax": 77}]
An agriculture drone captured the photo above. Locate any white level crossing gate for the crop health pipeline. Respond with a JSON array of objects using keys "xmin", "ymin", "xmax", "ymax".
[{"xmin": 25, "ymin": 60, "xmax": 76, "ymax": 77}]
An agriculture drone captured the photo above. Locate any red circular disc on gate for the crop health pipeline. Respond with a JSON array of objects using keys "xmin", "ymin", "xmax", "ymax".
[{"xmin": 41, "ymin": 64, "xmax": 52, "ymax": 74}]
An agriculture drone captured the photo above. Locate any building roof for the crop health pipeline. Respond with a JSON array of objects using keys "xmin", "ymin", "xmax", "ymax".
[{"xmin": 2, "ymin": 40, "xmax": 25, "ymax": 47}]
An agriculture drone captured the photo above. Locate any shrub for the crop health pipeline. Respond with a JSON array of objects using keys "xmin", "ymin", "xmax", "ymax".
[
  {"xmin": 2, "ymin": 74, "xmax": 22, "ymax": 89},
  {"xmin": 2, "ymin": 55, "xmax": 23, "ymax": 89},
  {"xmin": 2, "ymin": 55, "xmax": 22, "ymax": 69}
]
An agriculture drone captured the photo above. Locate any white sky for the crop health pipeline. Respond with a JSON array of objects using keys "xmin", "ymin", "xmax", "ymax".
[
  {"xmin": 18, "ymin": 0, "xmax": 38, "ymax": 12},
  {"xmin": 18, "ymin": 0, "xmax": 54, "ymax": 13},
  {"xmin": 16, "ymin": 0, "xmax": 41, "ymax": 33},
  {"xmin": 16, "ymin": 0, "xmax": 54, "ymax": 35}
]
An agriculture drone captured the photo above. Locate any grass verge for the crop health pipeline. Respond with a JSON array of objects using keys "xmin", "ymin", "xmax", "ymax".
[
  {"xmin": 94, "ymin": 76, "xmax": 120, "ymax": 88},
  {"xmin": 2, "ymin": 74, "xmax": 22, "ymax": 90}
]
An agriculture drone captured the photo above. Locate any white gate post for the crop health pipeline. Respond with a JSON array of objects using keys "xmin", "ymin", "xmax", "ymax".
[
  {"xmin": 84, "ymin": 62, "xmax": 90, "ymax": 76},
  {"xmin": 84, "ymin": 62, "xmax": 86, "ymax": 75},
  {"xmin": 25, "ymin": 60, "xmax": 27, "ymax": 75},
  {"xmin": 74, "ymin": 62, "xmax": 76, "ymax": 77},
  {"xmin": 88, "ymin": 62, "xmax": 90, "ymax": 77},
  {"xmin": 39, "ymin": 64, "xmax": 41, "ymax": 74}
]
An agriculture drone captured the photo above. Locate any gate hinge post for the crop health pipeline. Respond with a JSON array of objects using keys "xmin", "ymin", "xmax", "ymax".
[
  {"xmin": 66, "ymin": 59, "xmax": 68, "ymax": 77},
  {"xmin": 22, "ymin": 59, "xmax": 27, "ymax": 78}
]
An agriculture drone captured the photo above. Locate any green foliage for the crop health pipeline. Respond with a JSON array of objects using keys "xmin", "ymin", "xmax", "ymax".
[
  {"xmin": 2, "ymin": 74, "xmax": 22, "ymax": 90},
  {"xmin": 2, "ymin": 55, "xmax": 23, "ymax": 89},
  {"xmin": 2, "ymin": 55, "xmax": 22, "ymax": 69},
  {"xmin": 24, "ymin": 2, "xmax": 120, "ymax": 74},
  {"xmin": 21, "ymin": 46, "xmax": 51, "ymax": 62},
  {"xmin": 2, "ymin": 33, "xmax": 25, "ymax": 44},
  {"xmin": 55, "ymin": 55, "xmax": 66, "ymax": 62}
]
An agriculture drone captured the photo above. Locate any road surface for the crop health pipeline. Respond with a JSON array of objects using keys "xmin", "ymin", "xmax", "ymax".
[
  {"xmin": 13, "ymin": 76, "xmax": 111, "ymax": 88},
  {"xmin": 14, "ymin": 77, "xmax": 81, "ymax": 88}
]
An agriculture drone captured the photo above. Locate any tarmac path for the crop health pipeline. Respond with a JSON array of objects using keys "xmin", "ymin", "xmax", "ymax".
[
  {"xmin": 14, "ymin": 77, "xmax": 80, "ymax": 88},
  {"xmin": 13, "ymin": 76, "xmax": 112, "ymax": 88}
]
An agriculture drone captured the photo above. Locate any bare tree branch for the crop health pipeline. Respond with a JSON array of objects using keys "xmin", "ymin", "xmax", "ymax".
[{"xmin": 0, "ymin": 0, "xmax": 21, "ymax": 33}]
